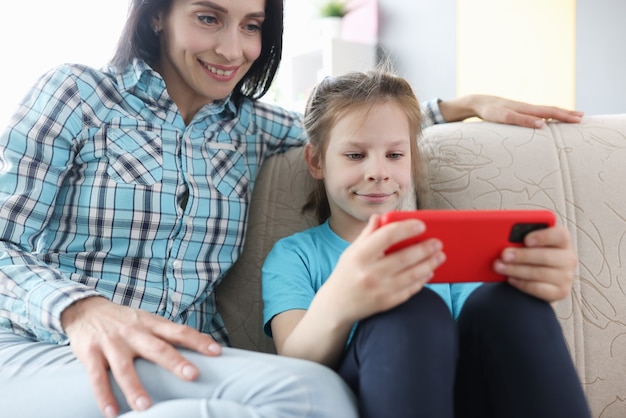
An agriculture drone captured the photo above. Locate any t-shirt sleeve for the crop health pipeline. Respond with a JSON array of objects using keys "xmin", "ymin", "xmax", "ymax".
[{"xmin": 262, "ymin": 237, "xmax": 317, "ymax": 337}]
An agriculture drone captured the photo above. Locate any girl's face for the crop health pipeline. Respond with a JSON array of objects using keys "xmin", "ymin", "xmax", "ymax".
[
  {"xmin": 308, "ymin": 102, "xmax": 414, "ymax": 240},
  {"xmin": 154, "ymin": 0, "xmax": 265, "ymax": 118}
]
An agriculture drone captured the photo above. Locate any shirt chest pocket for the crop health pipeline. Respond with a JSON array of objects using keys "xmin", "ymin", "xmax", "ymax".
[
  {"xmin": 204, "ymin": 141, "xmax": 251, "ymax": 199},
  {"xmin": 105, "ymin": 128, "xmax": 163, "ymax": 185}
]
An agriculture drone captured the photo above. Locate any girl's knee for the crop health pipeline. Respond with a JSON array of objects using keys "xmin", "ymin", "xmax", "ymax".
[
  {"xmin": 355, "ymin": 288, "xmax": 456, "ymax": 349},
  {"xmin": 458, "ymin": 283, "xmax": 554, "ymax": 332},
  {"xmin": 368, "ymin": 287, "xmax": 453, "ymax": 326}
]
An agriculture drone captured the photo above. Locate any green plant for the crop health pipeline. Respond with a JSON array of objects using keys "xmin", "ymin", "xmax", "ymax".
[{"xmin": 318, "ymin": 0, "xmax": 349, "ymax": 18}]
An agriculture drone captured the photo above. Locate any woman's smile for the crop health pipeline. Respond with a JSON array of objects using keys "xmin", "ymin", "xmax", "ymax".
[{"xmin": 199, "ymin": 60, "xmax": 239, "ymax": 81}]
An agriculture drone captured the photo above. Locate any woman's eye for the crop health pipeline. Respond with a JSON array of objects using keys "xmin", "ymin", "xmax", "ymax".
[
  {"xmin": 244, "ymin": 22, "xmax": 262, "ymax": 33},
  {"xmin": 387, "ymin": 153, "xmax": 403, "ymax": 160},
  {"xmin": 198, "ymin": 15, "xmax": 218, "ymax": 25}
]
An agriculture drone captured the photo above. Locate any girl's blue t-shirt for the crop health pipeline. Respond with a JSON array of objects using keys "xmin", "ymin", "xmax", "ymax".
[{"xmin": 262, "ymin": 220, "xmax": 482, "ymax": 337}]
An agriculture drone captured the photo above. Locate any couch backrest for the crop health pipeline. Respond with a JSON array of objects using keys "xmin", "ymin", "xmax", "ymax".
[
  {"xmin": 218, "ymin": 115, "xmax": 626, "ymax": 417},
  {"xmin": 218, "ymin": 145, "xmax": 315, "ymax": 353}
]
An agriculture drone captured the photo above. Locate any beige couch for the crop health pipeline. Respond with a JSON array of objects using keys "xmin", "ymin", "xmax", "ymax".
[{"xmin": 218, "ymin": 114, "xmax": 626, "ymax": 417}]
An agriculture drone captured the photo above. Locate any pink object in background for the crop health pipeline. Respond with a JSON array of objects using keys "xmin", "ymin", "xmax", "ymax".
[{"xmin": 341, "ymin": 0, "xmax": 378, "ymax": 44}]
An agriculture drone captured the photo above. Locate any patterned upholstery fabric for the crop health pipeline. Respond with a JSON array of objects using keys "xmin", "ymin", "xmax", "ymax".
[{"xmin": 218, "ymin": 114, "xmax": 626, "ymax": 417}]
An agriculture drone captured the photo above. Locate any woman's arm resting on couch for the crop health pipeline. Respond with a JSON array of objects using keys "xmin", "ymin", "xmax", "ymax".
[{"xmin": 439, "ymin": 94, "xmax": 584, "ymax": 128}]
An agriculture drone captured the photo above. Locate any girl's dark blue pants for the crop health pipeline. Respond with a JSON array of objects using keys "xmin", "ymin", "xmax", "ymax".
[{"xmin": 336, "ymin": 283, "xmax": 591, "ymax": 418}]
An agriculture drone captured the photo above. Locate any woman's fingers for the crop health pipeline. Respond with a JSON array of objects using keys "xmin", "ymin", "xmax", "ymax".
[
  {"xmin": 80, "ymin": 348, "xmax": 119, "ymax": 418},
  {"xmin": 149, "ymin": 315, "xmax": 222, "ymax": 357},
  {"xmin": 64, "ymin": 298, "xmax": 223, "ymax": 416},
  {"xmin": 106, "ymin": 344, "xmax": 152, "ymax": 412}
]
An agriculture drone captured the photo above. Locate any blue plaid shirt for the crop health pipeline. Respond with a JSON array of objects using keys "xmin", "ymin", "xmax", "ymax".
[{"xmin": 0, "ymin": 59, "xmax": 444, "ymax": 345}]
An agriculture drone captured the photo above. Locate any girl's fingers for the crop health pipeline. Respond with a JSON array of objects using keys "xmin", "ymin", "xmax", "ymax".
[
  {"xmin": 496, "ymin": 248, "xmax": 574, "ymax": 303},
  {"xmin": 500, "ymin": 247, "xmax": 576, "ymax": 270},
  {"xmin": 383, "ymin": 238, "xmax": 444, "ymax": 275},
  {"xmin": 364, "ymin": 217, "xmax": 426, "ymax": 256},
  {"xmin": 524, "ymin": 225, "xmax": 572, "ymax": 249},
  {"xmin": 507, "ymin": 277, "xmax": 570, "ymax": 303}
]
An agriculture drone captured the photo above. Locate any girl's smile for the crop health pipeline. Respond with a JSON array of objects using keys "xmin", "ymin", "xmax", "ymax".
[{"xmin": 353, "ymin": 192, "xmax": 395, "ymax": 204}]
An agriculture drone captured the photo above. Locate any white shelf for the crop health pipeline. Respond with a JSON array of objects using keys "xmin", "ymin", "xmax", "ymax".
[{"xmin": 275, "ymin": 39, "xmax": 377, "ymax": 111}]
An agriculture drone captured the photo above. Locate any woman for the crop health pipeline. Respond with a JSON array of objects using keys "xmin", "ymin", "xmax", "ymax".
[{"xmin": 0, "ymin": 0, "xmax": 583, "ymax": 417}]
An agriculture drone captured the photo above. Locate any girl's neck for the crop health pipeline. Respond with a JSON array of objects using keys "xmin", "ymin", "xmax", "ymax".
[{"xmin": 328, "ymin": 215, "xmax": 367, "ymax": 243}]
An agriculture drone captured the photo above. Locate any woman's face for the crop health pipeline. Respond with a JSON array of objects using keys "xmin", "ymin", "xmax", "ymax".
[{"xmin": 154, "ymin": 0, "xmax": 265, "ymax": 117}]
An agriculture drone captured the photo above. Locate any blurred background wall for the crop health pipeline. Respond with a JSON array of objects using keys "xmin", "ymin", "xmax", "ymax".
[
  {"xmin": 378, "ymin": 0, "xmax": 626, "ymax": 115},
  {"xmin": 1, "ymin": 0, "xmax": 624, "ymax": 130}
]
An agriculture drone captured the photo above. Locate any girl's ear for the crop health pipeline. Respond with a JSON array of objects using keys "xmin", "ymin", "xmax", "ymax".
[{"xmin": 304, "ymin": 143, "xmax": 324, "ymax": 180}]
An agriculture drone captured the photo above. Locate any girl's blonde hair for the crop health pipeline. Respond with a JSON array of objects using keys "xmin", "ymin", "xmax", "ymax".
[{"xmin": 303, "ymin": 66, "xmax": 429, "ymax": 224}]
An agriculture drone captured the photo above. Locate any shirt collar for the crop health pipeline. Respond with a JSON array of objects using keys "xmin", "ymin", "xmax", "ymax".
[
  {"xmin": 108, "ymin": 58, "xmax": 238, "ymax": 119},
  {"xmin": 111, "ymin": 59, "xmax": 165, "ymax": 98}
]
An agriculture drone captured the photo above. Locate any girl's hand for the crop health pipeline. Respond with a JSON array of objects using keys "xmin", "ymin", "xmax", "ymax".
[
  {"xmin": 439, "ymin": 95, "xmax": 584, "ymax": 128},
  {"xmin": 317, "ymin": 214, "xmax": 446, "ymax": 325},
  {"xmin": 62, "ymin": 297, "xmax": 222, "ymax": 418},
  {"xmin": 271, "ymin": 214, "xmax": 445, "ymax": 366},
  {"xmin": 493, "ymin": 225, "xmax": 578, "ymax": 303}
]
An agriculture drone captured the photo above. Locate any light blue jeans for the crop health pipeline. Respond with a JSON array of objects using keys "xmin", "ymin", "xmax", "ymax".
[{"xmin": 0, "ymin": 330, "xmax": 357, "ymax": 418}]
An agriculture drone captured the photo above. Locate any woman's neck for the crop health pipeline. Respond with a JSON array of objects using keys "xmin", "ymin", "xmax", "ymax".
[{"xmin": 150, "ymin": 61, "xmax": 207, "ymax": 125}]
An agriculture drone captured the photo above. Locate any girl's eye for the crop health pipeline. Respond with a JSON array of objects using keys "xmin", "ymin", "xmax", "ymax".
[
  {"xmin": 346, "ymin": 153, "xmax": 364, "ymax": 160},
  {"xmin": 198, "ymin": 15, "xmax": 218, "ymax": 25},
  {"xmin": 387, "ymin": 153, "xmax": 403, "ymax": 160}
]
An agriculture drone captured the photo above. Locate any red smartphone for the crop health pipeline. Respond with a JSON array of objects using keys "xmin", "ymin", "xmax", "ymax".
[{"xmin": 380, "ymin": 209, "xmax": 557, "ymax": 283}]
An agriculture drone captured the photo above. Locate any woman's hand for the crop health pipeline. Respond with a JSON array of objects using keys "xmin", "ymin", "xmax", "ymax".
[
  {"xmin": 439, "ymin": 94, "xmax": 584, "ymax": 128},
  {"xmin": 61, "ymin": 297, "xmax": 222, "ymax": 418},
  {"xmin": 493, "ymin": 225, "xmax": 578, "ymax": 303},
  {"xmin": 319, "ymin": 215, "xmax": 445, "ymax": 324}
]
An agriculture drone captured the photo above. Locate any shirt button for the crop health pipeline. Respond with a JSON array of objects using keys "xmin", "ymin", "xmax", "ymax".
[{"xmin": 173, "ymin": 260, "xmax": 183, "ymax": 270}]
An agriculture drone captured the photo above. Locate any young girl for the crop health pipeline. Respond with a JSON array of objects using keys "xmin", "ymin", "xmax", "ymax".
[{"xmin": 262, "ymin": 70, "xmax": 591, "ymax": 418}]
